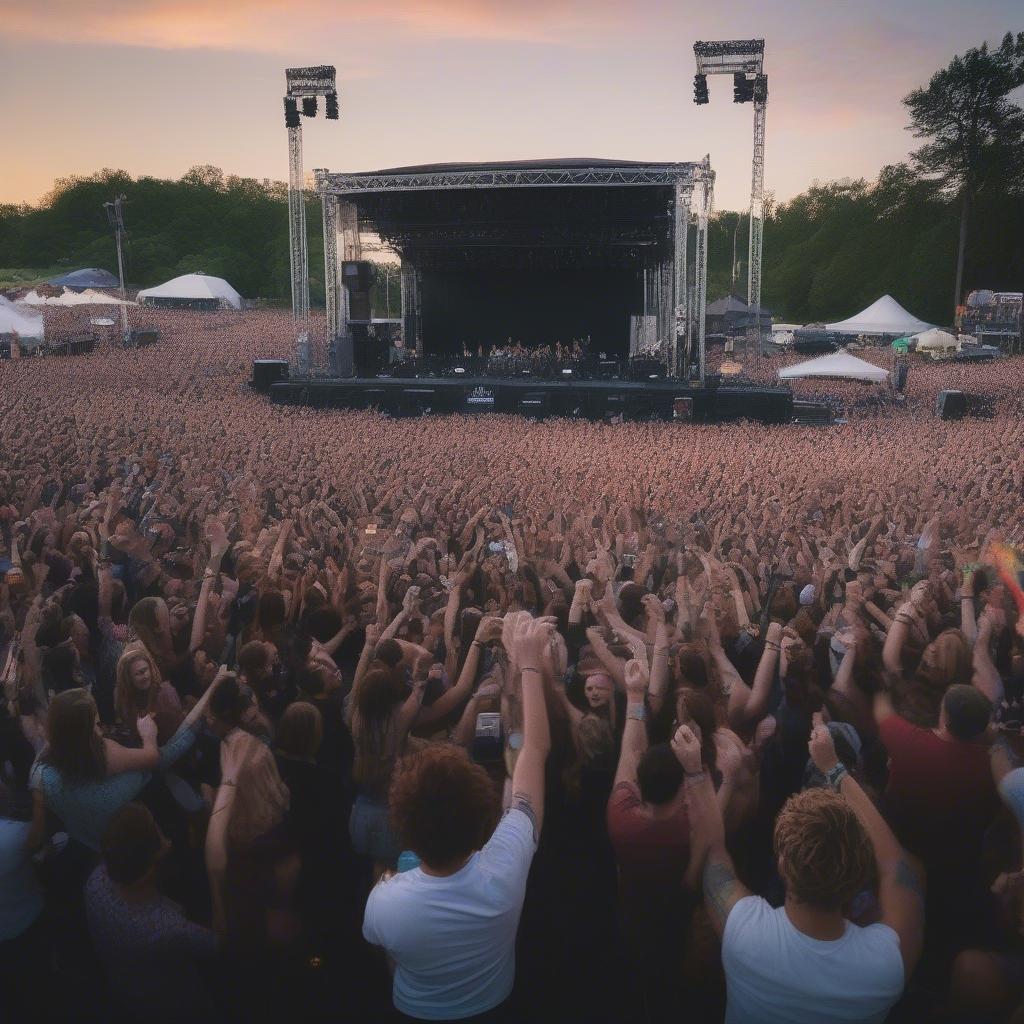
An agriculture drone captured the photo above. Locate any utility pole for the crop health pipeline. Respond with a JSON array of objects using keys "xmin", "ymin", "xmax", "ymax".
[{"xmin": 103, "ymin": 195, "xmax": 130, "ymax": 346}]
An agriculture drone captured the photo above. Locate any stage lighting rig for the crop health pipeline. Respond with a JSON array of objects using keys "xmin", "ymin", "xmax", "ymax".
[
  {"xmin": 694, "ymin": 39, "xmax": 768, "ymax": 374},
  {"xmin": 283, "ymin": 65, "xmax": 337, "ymax": 374},
  {"xmin": 325, "ymin": 91, "xmax": 339, "ymax": 119},
  {"xmin": 694, "ymin": 73, "xmax": 709, "ymax": 104}
]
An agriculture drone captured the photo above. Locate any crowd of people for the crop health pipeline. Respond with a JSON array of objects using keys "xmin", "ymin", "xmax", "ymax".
[{"xmin": 1, "ymin": 306, "xmax": 1024, "ymax": 1023}]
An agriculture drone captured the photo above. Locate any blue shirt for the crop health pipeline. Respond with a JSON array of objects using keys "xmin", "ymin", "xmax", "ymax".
[
  {"xmin": 30, "ymin": 723, "xmax": 196, "ymax": 851},
  {"xmin": 0, "ymin": 819, "xmax": 44, "ymax": 940}
]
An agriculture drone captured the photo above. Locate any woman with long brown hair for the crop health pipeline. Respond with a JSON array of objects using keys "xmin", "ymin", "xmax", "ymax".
[{"xmin": 113, "ymin": 645, "xmax": 183, "ymax": 745}]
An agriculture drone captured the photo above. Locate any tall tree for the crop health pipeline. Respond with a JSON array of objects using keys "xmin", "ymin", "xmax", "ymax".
[{"xmin": 903, "ymin": 32, "xmax": 1024, "ymax": 315}]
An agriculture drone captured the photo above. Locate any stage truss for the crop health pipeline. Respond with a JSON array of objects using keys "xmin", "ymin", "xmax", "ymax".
[
  {"xmin": 694, "ymin": 39, "xmax": 767, "ymax": 371},
  {"xmin": 314, "ymin": 158, "xmax": 714, "ymax": 382}
]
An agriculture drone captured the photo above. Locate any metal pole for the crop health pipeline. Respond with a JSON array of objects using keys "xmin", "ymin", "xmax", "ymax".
[
  {"xmin": 321, "ymin": 192, "xmax": 339, "ymax": 375},
  {"xmin": 747, "ymin": 97, "xmax": 766, "ymax": 379},
  {"xmin": 112, "ymin": 200, "xmax": 129, "ymax": 346},
  {"xmin": 287, "ymin": 123, "xmax": 310, "ymax": 374}
]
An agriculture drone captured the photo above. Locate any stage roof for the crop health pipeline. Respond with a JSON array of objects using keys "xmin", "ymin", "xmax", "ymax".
[{"xmin": 316, "ymin": 157, "xmax": 711, "ymax": 272}]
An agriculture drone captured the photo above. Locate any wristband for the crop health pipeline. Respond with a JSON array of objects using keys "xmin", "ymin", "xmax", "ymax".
[
  {"xmin": 683, "ymin": 770, "xmax": 706, "ymax": 784},
  {"xmin": 521, "ymin": 666, "xmax": 541, "ymax": 676},
  {"xmin": 626, "ymin": 703, "xmax": 647, "ymax": 722},
  {"xmin": 824, "ymin": 762, "xmax": 848, "ymax": 791}
]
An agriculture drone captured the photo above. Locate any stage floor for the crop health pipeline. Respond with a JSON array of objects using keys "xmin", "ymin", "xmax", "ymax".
[{"xmin": 263, "ymin": 373, "xmax": 795, "ymax": 423}]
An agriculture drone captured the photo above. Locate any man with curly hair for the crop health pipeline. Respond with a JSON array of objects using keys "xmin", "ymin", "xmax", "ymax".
[
  {"xmin": 362, "ymin": 616, "xmax": 554, "ymax": 1022},
  {"xmin": 676, "ymin": 712, "xmax": 923, "ymax": 1024}
]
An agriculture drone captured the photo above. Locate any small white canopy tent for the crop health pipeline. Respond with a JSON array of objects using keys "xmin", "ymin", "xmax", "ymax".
[
  {"xmin": 825, "ymin": 295, "xmax": 933, "ymax": 336},
  {"xmin": 136, "ymin": 272, "xmax": 242, "ymax": 310},
  {"xmin": 913, "ymin": 327, "xmax": 959, "ymax": 352},
  {"xmin": 0, "ymin": 296, "xmax": 44, "ymax": 342},
  {"xmin": 779, "ymin": 351, "xmax": 890, "ymax": 383}
]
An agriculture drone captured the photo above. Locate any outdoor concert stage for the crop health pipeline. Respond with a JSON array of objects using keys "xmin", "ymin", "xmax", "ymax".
[
  {"xmin": 261, "ymin": 371, "xmax": 794, "ymax": 423},
  {"xmin": 313, "ymin": 157, "xmax": 716, "ymax": 382},
  {"xmin": 266, "ymin": 155, "xmax": 797, "ymax": 420}
]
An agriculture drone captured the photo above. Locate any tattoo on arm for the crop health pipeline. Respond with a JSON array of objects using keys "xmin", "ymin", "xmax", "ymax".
[
  {"xmin": 703, "ymin": 849, "xmax": 744, "ymax": 932},
  {"xmin": 893, "ymin": 857, "xmax": 924, "ymax": 907}
]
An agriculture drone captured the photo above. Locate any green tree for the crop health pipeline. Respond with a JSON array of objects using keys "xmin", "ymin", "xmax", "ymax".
[{"xmin": 903, "ymin": 32, "xmax": 1024, "ymax": 315}]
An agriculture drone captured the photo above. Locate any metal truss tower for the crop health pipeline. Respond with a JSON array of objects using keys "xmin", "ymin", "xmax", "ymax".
[
  {"xmin": 693, "ymin": 40, "xmax": 768, "ymax": 370},
  {"xmin": 284, "ymin": 66, "xmax": 338, "ymax": 374}
]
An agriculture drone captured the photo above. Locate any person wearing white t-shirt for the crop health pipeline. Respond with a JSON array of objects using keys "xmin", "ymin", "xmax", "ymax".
[
  {"xmin": 674, "ymin": 713, "xmax": 923, "ymax": 1024},
  {"xmin": 363, "ymin": 615, "xmax": 555, "ymax": 1022}
]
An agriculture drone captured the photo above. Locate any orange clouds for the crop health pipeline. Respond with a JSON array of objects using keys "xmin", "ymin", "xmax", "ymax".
[{"xmin": 5, "ymin": 0, "xmax": 618, "ymax": 51}]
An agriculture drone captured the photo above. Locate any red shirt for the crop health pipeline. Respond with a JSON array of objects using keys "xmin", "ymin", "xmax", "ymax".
[
  {"xmin": 606, "ymin": 781, "xmax": 690, "ymax": 887},
  {"xmin": 879, "ymin": 714, "xmax": 997, "ymax": 876}
]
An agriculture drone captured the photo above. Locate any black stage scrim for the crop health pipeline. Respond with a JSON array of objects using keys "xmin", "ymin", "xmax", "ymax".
[{"xmin": 420, "ymin": 269, "xmax": 641, "ymax": 356}]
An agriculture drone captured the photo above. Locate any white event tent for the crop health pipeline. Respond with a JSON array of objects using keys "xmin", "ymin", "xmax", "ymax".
[
  {"xmin": 0, "ymin": 296, "xmax": 44, "ymax": 347},
  {"xmin": 136, "ymin": 272, "xmax": 242, "ymax": 310},
  {"xmin": 779, "ymin": 351, "xmax": 890, "ymax": 383},
  {"xmin": 825, "ymin": 295, "xmax": 933, "ymax": 336}
]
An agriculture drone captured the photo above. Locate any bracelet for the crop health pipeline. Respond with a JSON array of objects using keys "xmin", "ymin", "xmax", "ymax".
[
  {"xmin": 626, "ymin": 703, "xmax": 647, "ymax": 722},
  {"xmin": 521, "ymin": 666, "xmax": 541, "ymax": 675},
  {"xmin": 765, "ymin": 641, "xmax": 780, "ymax": 651},
  {"xmin": 220, "ymin": 779, "xmax": 237, "ymax": 787},
  {"xmin": 824, "ymin": 763, "xmax": 848, "ymax": 791},
  {"xmin": 471, "ymin": 639, "xmax": 483, "ymax": 648},
  {"xmin": 683, "ymin": 770, "xmax": 706, "ymax": 784}
]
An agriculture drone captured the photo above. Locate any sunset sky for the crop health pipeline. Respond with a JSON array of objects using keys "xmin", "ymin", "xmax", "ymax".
[{"xmin": 1, "ymin": 1, "xmax": 1019, "ymax": 212}]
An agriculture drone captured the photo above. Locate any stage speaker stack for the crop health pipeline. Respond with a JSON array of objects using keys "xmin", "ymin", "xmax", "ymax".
[
  {"xmin": 936, "ymin": 390, "xmax": 967, "ymax": 420},
  {"xmin": 251, "ymin": 359, "xmax": 289, "ymax": 393},
  {"xmin": 342, "ymin": 261, "xmax": 372, "ymax": 322}
]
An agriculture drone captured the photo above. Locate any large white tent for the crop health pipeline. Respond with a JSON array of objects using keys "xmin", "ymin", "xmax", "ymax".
[
  {"xmin": 779, "ymin": 351, "xmax": 890, "ymax": 383},
  {"xmin": 136, "ymin": 272, "xmax": 242, "ymax": 310},
  {"xmin": 0, "ymin": 296, "xmax": 44, "ymax": 339},
  {"xmin": 825, "ymin": 295, "xmax": 933, "ymax": 336}
]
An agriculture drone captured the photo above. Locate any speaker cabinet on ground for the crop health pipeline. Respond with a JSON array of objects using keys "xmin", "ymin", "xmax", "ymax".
[
  {"xmin": 251, "ymin": 359, "xmax": 289, "ymax": 392},
  {"xmin": 937, "ymin": 390, "xmax": 967, "ymax": 420}
]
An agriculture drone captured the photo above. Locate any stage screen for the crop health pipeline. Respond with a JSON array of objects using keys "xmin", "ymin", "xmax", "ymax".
[{"xmin": 420, "ymin": 269, "xmax": 642, "ymax": 357}]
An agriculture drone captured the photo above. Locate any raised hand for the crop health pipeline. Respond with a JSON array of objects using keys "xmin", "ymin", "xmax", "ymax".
[
  {"xmin": 808, "ymin": 712, "xmax": 839, "ymax": 774},
  {"xmin": 671, "ymin": 723, "xmax": 703, "ymax": 774},
  {"xmin": 624, "ymin": 657, "xmax": 649, "ymax": 699}
]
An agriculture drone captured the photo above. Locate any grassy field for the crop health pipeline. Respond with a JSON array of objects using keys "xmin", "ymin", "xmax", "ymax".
[{"xmin": 0, "ymin": 267, "xmax": 68, "ymax": 290}]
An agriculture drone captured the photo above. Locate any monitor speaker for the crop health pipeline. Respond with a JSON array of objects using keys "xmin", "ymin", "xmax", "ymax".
[
  {"xmin": 252, "ymin": 359, "xmax": 289, "ymax": 392},
  {"xmin": 342, "ymin": 261, "xmax": 373, "ymax": 292},
  {"xmin": 349, "ymin": 292, "xmax": 371, "ymax": 322},
  {"xmin": 937, "ymin": 390, "xmax": 967, "ymax": 420}
]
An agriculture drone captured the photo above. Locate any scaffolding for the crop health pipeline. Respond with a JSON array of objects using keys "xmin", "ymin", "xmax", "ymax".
[
  {"xmin": 694, "ymin": 39, "xmax": 768, "ymax": 372},
  {"xmin": 283, "ymin": 65, "xmax": 338, "ymax": 374}
]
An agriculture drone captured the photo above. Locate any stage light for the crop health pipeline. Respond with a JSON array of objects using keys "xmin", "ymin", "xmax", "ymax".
[
  {"xmin": 733, "ymin": 73, "xmax": 754, "ymax": 103},
  {"xmin": 753, "ymin": 74, "xmax": 768, "ymax": 103},
  {"xmin": 325, "ymin": 92, "xmax": 339, "ymax": 119},
  {"xmin": 284, "ymin": 97, "xmax": 300, "ymax": 128},
  {"xmin": 693, "ymin": 73, "xmax": 709, "ymax": 105},
  {"xmin": 302, "ymin": 96, "xmax": 317, "ymax": 117}
]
